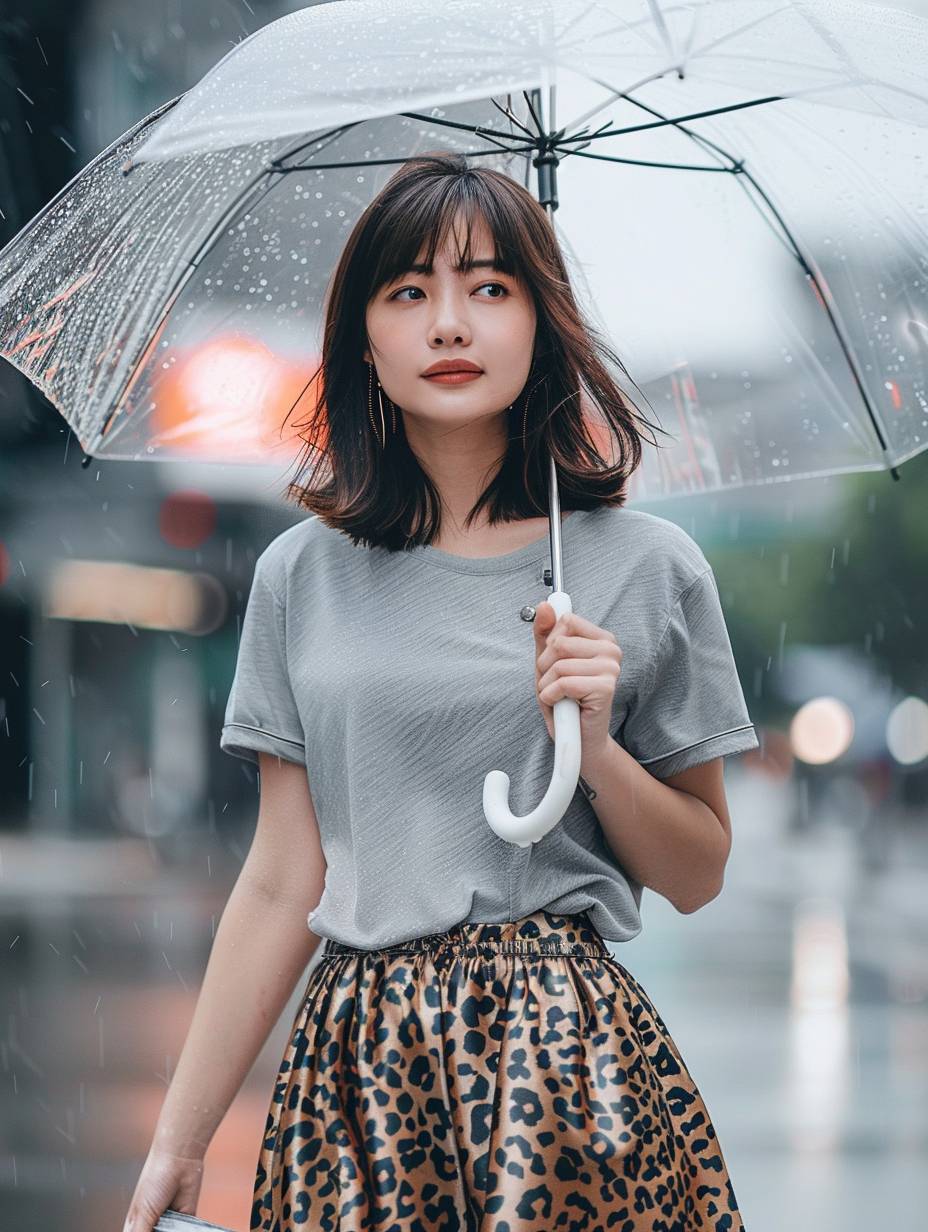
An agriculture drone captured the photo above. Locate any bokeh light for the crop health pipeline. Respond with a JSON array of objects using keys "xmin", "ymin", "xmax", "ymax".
[
  {"xmin": 886, "ymin": 696, "xmax": 928, "ymax": 766},
  {"xmin": 790, "ymin": 696, "xmax": 856, "ymax": 765},
  {"xmin": 158, "ymin": 490, "xmax": 217, "ymax": 550}
]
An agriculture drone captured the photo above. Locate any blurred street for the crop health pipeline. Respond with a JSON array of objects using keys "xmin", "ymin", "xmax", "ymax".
[{"xmin": 1, "ymin": 759, "xmax": 926, "ymax": 1230}]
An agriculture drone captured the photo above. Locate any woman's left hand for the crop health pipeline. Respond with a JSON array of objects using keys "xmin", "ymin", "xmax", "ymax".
[{"xmin": 532, "ymin": 601, "xmax": 623, "ymax": 750}]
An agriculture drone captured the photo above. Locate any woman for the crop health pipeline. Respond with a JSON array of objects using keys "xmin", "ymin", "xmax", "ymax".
[{"xmin": 124, "ymin": 153, "xmax": 758, "ymax": 1232}]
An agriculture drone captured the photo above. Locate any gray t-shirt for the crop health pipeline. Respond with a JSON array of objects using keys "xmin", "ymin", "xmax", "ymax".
[{"xmin": 220, "ymin": 505, "xmax": 759, "ymax": 950}]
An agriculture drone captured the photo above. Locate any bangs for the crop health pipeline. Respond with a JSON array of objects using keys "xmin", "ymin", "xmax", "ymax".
[{"xmin": 366, "ymin": 177, "xmax": 520, "ymax": 299}]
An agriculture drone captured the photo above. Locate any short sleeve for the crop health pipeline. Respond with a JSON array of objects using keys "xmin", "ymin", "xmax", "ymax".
[
  {"xmin": 220, "ymin": 549, "xmax": 306, "ymax": 766},
  {"xmin": 619, "ymin": 567, "xmax": 759, "ymax": 778}
]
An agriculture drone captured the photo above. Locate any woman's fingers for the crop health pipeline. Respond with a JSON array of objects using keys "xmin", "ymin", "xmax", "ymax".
[
  {"xmin": 537, "ymin": 655, "xmax": 620, "ymax": 697},
  {"xmin": 536, "ymin": 634, "xmax": 622, "ymax": 675}
]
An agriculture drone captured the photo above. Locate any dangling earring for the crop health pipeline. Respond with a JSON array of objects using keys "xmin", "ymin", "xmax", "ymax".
[
  {"xmin": 521, "ymin": 384, "xmax": 534, "ymax": 450},
  {"xmin": 384, "ymin": 384, "xmax": 397, "ymax": 436},
  {"xmin": 367, "ymin": 361, "xmax": 396, "ymax": 447}
]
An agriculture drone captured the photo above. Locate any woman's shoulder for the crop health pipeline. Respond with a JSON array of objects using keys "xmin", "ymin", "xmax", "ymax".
[
  {"xmin": 593, "ymin": 504, "xmax": 711, "ymax": 590},
  {"xmin": 256, "ymin": 514, "xmax": 373, "ymax": 599},
  {"xmin": 254, "ymin": 515, "xmax": 330, "ymax": 588}
]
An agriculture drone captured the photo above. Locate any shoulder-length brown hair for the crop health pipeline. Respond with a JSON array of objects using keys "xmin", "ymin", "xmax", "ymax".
[{"xmin": 284, "ymin": 152, "xmax": 666, "ymax": 551}]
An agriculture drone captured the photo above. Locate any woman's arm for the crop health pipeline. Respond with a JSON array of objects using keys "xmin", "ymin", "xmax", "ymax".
[
  {"xmin": 149, "ymin": 755, "xmax": 326, "ymax": 1160},
  {"xmin": 579, "ymin": 741, "xmax": 731, "ymax": 914}
]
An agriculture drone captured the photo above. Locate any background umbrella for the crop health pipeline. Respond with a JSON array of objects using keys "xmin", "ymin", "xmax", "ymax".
[{"xmin": 0, "ymin": 0, "xmax": 926, "ymax": 838}]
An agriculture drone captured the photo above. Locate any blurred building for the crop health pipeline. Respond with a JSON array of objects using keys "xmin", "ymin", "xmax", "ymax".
[{"xmin": 0, "ymin": 1, "xmax": 308, "ymax": 839}]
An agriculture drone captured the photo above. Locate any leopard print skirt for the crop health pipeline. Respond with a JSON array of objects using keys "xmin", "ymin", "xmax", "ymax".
[{"xmin": 251, "ymin": 909, "xmax": 745, "ymax": 1231}]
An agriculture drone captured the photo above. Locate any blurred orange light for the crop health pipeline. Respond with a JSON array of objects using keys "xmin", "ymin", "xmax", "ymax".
[{"xmin": 150, "ymin": 333, "xmax": 322, "ymax": 461}]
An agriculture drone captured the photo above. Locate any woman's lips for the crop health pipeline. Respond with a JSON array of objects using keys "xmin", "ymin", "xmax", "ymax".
[{"xmin": 422, "ymin": 370, "xmax": 482, "ymax": 384}]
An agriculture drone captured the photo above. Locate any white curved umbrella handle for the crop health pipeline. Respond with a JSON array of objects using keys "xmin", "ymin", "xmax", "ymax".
[{"xmin": 483, "ymin": 588, "xmax": 581, "ymax": 847}]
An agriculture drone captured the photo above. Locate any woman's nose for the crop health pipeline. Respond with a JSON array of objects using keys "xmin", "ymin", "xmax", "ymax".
[
  {"xmin": 427, "ymin": 297, "xmax": 471, "ymax": 346},
  {"xmin": 429, "ymin": 319, "xmax": 470, "ymax": 345}
]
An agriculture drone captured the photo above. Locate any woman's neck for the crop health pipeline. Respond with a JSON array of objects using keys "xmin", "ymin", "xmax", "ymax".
[{"xmin": 429, "ymin": 510, "xmax": 573, "ymax": 559}]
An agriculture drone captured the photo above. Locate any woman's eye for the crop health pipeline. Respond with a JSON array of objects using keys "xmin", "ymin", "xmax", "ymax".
[{"xmin": 390, "ymin": 282, "xmax": 507, "ymax": 301}]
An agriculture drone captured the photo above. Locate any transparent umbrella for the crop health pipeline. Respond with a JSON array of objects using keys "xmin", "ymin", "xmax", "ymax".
[{"xmin": 1, "ymin": 0, "xmax": 926, "ymax": 841}]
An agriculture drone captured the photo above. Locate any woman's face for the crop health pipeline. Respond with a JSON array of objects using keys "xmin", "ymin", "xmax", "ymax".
[{"xmin": 363, "ymin": 213, "xmax": 537, "ymax": 434}]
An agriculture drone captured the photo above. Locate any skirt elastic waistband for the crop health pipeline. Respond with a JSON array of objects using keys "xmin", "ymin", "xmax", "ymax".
[{"xmin": 321, "ymin": 909, "xmax": 611, "ymax": 959}]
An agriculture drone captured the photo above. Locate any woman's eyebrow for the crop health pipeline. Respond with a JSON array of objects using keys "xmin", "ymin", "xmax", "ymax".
[{"xmin": 405, "ymin": 258, "xmax": 504, "ymax": 275}]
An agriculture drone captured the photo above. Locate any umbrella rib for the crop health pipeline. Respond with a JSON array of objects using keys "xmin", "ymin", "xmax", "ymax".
[
  {"xmin": 560, "ymin": 0, "xmax": 714, "ymax": 54},
  {"xmin": 557, "ymin": 92, "xmax": 786, "ymax": 142},
  {"xmin": 676, "ymin": 2, "xmax": 701, "ymax": 78},
  {"xmin": 90, "ymin": 153, "xmax": 291, "ymax": 452},
  {"xmin": 555, "ymin": 1, "xmax": 816, "ymax": 142},
  {"xmin": 489, "ymin": 95, "xmax": 536, "ymax": 141},
  {"xmin": 401, "ymin": 111, "xmax": 538, "ymax": 145},
  {"xmin": 557, "ymin": 14, "xmax": 672, "ymax": 62},
  {"xmin": 553, "ymin": 0, "xmax": 602, "ymax": 48},
  {"xmin": 573, "ymin": 83, "xmax": 742, "ymax": 170},
  {"xmin": 556, "ymin": 0, "xmax": 792, "ymax": 135},
  {"xmin": 0, "ymin": 91, "xmax": 182, "ymax": 272},
  {"xmin": 557, "ymin": 147, "xmax": 730, "ymax": 173},
  {"xmin": 522, "ymin": 90, "xmax": 545, "ymax": 139},
  {"xmin": 556, "ymin": 82, "xmax": 900, "ymax": 476},
  {"xmin": 791, "ymin": 0, "xmax": 894, "ymax": 122},
  {"xmin": 269, "ymin": 110, "xmax": 538, "ymax": 177},
  {"xmin": 271, "ymin": 146, "xmax": 538, "ymax": 174},
  {"xmin": 728, "ymin": 167, "xmax": 897, "ymax": 471},
  {"xmin": 695, "ymin": 51, "xmax": 863, "ymax": 75},
  {"xmin": 676, "ymin": 1, "xmax": 795, "ymax": 64},
  {"xmin": 267, "ymin": 120, "xmax": 370, "ymax": 170},
  {"xmin": 645, "ymin": 0, "xmax": 676, "ymax": 61}
]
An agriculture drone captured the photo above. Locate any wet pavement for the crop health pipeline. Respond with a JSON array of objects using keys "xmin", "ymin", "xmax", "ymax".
[{"xmin": 1, "ymin": 763, "xmax": 925, "ymax": 1230}]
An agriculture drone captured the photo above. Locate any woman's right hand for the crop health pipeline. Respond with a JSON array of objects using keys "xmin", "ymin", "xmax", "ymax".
[{"xmin": 122, "ymin": 1148, "xmax": 205, "ymax": 1232}]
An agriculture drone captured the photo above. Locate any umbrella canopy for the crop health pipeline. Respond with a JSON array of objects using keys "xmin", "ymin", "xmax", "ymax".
[{"xmin": 0, "ymin": 0, "xmax": 926, "ymax": 498}]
